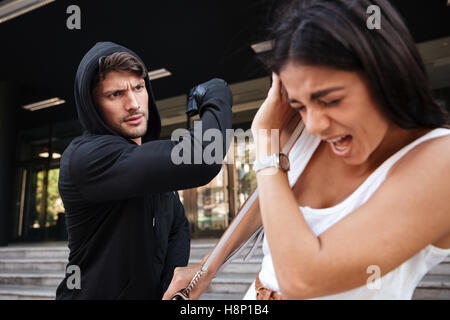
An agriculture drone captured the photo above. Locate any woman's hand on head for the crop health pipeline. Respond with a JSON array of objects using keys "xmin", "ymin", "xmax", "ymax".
[
  {"xmin": 251, "ymin": 72, "xmax": 296, "ymax": 134},
  {"xmin": 251, "ymin": 73, "xmax": 299, "ymax": 157}
]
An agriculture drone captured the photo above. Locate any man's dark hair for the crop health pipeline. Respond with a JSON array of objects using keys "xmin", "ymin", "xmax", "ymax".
[
  {"xmin": 262, "ymin": 0, "xmax": 449, "ymax": 129},
  {"xmin": 92, "ymin": 51, "xmax": 147, "ymax": 88}
]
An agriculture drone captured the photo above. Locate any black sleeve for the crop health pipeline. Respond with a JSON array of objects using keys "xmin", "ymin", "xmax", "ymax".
[
  {"xmin": 69, "ymin": 100, "xmax": 232, "ymax": 203},
  {"xmin": 160, "ymin": 192, "xmax": 191, "ymax": 295}
]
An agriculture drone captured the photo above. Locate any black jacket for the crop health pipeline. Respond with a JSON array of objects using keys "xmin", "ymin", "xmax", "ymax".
[{"xmin": 55, "ymin": 42, "xmax": 232, "ymax": 299}]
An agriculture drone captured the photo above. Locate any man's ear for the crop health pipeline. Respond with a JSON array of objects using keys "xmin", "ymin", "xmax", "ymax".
[
  {"xmin": 92, "ymin": 80, "xmax": 103, "ymax": 106},
  {"xmin": 91, "ymin": 83, "xmax": 106, "ymax": 122},
  {"xmin": 91, "ymin": 70, "xmax": 106, "ymax": 102}
]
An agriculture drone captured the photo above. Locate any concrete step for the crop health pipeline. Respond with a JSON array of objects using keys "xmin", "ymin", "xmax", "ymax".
[
  {"xmin": 0, "ymin": 271, "xmax": 64, "ymax": 287},
  {"xmin": 205, "ymin": 273, "xmax": 254, "ymax": 294},
  {"xmin": 199, "ymin": 292, "xmax": 245, "ymax": 300},
  {"xmin": 413, "ymin": 274, "xmax": 450, "ymax": 300},
  {"xmin": 0, "ymin": 247, "xmax": 69, "ymax": 259},
  {"xmin": 0, "ymin": 258, "xmax": 68, "ymax": 272},
  {"xmin": 0, "ymin": 284, "xmax": 55, "ymax": 300},
  {"xmin": 427, "ymin": 257, "xmax": 450, "ymax": 275}
]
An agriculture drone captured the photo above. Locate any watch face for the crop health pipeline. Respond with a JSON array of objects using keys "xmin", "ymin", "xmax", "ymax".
[{"xmin": 279, "ymin": 153, "xmax": 290, "ymax": 171}]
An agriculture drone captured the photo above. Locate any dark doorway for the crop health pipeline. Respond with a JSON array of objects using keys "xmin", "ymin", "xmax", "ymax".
[{"xmin": 10, "ymin": 120, "xmax": 82, "ymax": 242}]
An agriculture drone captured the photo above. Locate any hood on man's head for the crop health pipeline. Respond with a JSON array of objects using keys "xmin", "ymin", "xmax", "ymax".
[{"xmin": 74, "ymin": 41, "xmax": 161, "ymax": 142}]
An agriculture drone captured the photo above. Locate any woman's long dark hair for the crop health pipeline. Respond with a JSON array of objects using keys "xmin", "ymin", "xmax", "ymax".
[{"xmin": 263, "ymin": 0, "xmax": 449, "ymax": 129}]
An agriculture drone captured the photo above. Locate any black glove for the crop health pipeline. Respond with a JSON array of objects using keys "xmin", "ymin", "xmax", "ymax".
[{"xmin": 186, "ymin": 78, "xmax": 232, "ymax": 117}]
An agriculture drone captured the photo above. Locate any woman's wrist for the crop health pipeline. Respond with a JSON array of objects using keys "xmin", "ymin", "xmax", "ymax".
[{"xmin": 252, "ymin": 128, "xmax": 281, "ymax": 159}]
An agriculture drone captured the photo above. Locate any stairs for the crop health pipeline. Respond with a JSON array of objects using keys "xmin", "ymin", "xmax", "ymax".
[
  {"xmin": 0, "ymin": 240, "xmax": 449, "ymax": 300},
  {"xmin": 0, "ymin": 246, "xmax": 68, "ymax": 300}
]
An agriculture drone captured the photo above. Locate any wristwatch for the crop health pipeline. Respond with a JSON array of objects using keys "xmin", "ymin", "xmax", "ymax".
[{"xmin": 254, "ymin": 153, "xmax": 290, "ymax": 173}]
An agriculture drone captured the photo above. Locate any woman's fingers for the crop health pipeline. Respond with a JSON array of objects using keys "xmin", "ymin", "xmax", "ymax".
[
  {"xmin": 252, "ymin": 71, "xmax": 294, "ymax": 132},
  {"xmin": 280, "ymin": 82, "xmax": 289, "ymax": 103},
  {"xmin": 269, "ymin": 72, "xmax": 281, "ymax": 100},
  {"xmin": 269, "ymin": 72, "xmax": 290, "ymax": 107}
]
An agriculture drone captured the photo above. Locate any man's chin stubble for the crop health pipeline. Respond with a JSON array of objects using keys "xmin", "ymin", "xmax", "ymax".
[
  {"xmin": 124, "ymin": 131, "xmax": 145, "ymax": 139},
  {"xmin": 121, "ymin": 126, "xmax": 147, "ymax": 139}
]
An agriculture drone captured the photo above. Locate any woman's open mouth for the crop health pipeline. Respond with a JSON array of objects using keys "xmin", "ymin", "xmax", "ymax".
[{"xmin": 325, "ymin": 135, "xmax": 353, "ymax": 157}]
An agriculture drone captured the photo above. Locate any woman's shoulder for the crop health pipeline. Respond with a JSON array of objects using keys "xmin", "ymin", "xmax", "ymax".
[
  {"xmin": 407, "ymin": 128, "xmax": 450, "ymax": 159},
  {"xmin": 383, "ymin": 130, "xmax": 450, "ymax": 248},
  {"xmin": 389, "ymin": 129, "xmax": 450, "ymax": 179},
  {"xmin": 417, "ymin": 129, "xmax": 450, "ymax": 151}
]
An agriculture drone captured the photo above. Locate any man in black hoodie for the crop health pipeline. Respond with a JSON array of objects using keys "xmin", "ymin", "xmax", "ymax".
[{"xmin": 55, "ymin": 42, "xmax": 233, "ymax": 299}]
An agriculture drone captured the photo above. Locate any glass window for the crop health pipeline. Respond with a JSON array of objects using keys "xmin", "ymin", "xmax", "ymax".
[
  {"xmin": 34, "ymin": 169, "xmax": 64, "ymax": 229},
  {"xmin": 179, "ymin": 129, "xmax": 258, "ymax": 239},
  {"xmin": 196, "ymin": 166, "xmax": 229, "ymax": 235},
  {"xmin": 233, "ymin": 131, "xmax": 257, "ymax": 209}
]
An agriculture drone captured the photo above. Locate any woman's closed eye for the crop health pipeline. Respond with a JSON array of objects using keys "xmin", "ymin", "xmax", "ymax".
[
  {"xmin": 288, "ymin": 99, "xmax": 305, "ymax": 113},
  {"xmin": 289, "ymin": 99, "xmax": 341, "ymax": 112},
  {"xmin": 293, "ymin": 105, "xmax": 305, "ymax": 113},
  {"xmin": 320, "ymin": 99, "xmax": 341, "ymax": 107}
]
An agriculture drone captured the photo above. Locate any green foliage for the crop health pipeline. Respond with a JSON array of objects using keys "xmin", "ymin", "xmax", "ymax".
[{"xmin": 35, "ymin": 169, "xmax": 64, "ymax": 226}]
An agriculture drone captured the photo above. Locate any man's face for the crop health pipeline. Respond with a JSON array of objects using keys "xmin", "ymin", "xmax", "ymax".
[{"xmin": 93, "ymin": 71, "xmax": 149, "ymax": 145}]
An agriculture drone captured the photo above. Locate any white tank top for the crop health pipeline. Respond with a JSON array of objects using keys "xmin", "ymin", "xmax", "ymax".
[{"xmin": 244, "ymin": 127, "xmax": 450, "ymax": 300}]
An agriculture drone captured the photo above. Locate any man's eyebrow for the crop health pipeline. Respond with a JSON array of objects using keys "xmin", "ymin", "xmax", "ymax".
[
  {"xmin": 103, "ymin": 81, "xmax": 145, "ymax": 95},
  {"xmin": 288, "ymin": 86, "xmax": 345, "ymax": 104},
  {"xmin": 103, "ymin": 88, "xmax": 125, "ymax": 95}
]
